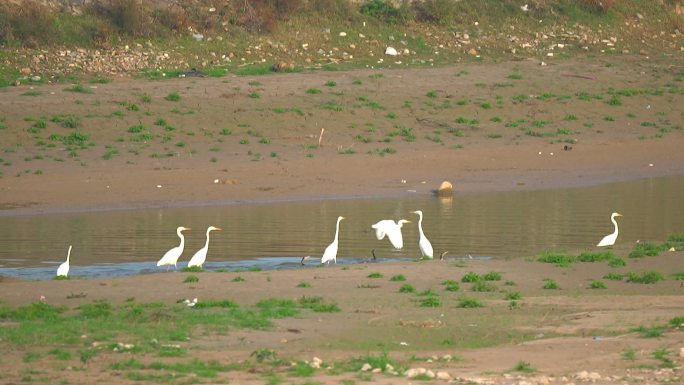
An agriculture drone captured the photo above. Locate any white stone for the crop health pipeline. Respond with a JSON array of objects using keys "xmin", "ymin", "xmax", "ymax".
[
  {"xmin": 339, "ymin": 32, "xmax": 347, "ymax": 37},
  {"xmin": 436, "ymin": 371, "xmax": 452, "ymax": 380},
  {"xmin": 385, "ymin": 47, "xmax": 398, "ymax": 56},
  {"xmin": 406, "ymin": 367, "xmax": 427, "ymax": 378},
  {"xmin": 361, "ymin": 363, "xmax": 372, "ymax": 372}
]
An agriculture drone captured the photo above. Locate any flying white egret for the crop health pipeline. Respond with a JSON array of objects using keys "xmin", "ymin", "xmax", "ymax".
[
  {"xmin": 187, "ymin": 226, "xmax": 222, "ymax": 269},
  {"xmin": 411, "ymin": 210, "xmax": 434, "ymax": 259},
  {"xmin": 157, "ymin": 226, "xmax": 191, "ymax": 270},
  {"xmin": 321, "ymin": 216, "xmax": 345, "ymax": 265},
  {"xmin": 596, "ymin": 212, "xmax": 623, "ymax": 247},
  {"xmin": 56, "ymin": 245, "xmax": 72, "ymax": 277},
  {"xmin": 371, "ymin": 219, "xmax": 411, "ymax": 249}
]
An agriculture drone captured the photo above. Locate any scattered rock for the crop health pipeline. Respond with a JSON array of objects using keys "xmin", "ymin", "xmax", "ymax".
[
  {"xmin": 385, "ymin": 47, "xmax": 398, "ymax": 56},
  {"xmin": 20, "ymin": 67, "xmax": 32, "ymax": 75},
  {"xmin": 271, "ymin": 61, "xmax": 294, "ymax": 72},
  {"xmin": 436, "ymin": 371, "xmax": 452, "ymax": 380},
  {"xmin": 436, "ymin": 180, "xmax": 453, "ymax": 196},
  {"xmin": 360, "ymin": 363, "xmax": 372, "ymax": 372},
  {"xmin": 406, "ymin": 367, "xmax": 427, "ymax": 378},
  {"xmin": 468, "ymin": 48, "xmax": 479, "ymax": 56}
]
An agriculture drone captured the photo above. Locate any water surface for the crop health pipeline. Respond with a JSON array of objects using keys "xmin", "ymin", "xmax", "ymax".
[{"xmin": 1, "ymin": 176, "xmax": 683, "ymax": 280}]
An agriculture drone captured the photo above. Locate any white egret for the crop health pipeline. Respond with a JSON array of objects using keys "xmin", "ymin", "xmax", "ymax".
[
  {"xmin": 411, "ymin": 210, "xmax": 434, "ymax": 259},
  {"xmin": 321, "ymin": 216, "xmax": 345, "ymax": 265},
  {"xmin": 371, "ymin": 219, "xmax": 411, "ymax": 250},
  {"xmin": 596, "ymin": 212, "xmax": 623, "ymax": 247},
  {"xmin": 187, "ymin": 226, "xmax": 222, "ymax": 269},
  {"xmin": 157, "ymin": 226, "xmax": 191, "ymax": 270},
  {"xmin": 56, "ymin": 245, "xmax": 72, "ymax": 277}
]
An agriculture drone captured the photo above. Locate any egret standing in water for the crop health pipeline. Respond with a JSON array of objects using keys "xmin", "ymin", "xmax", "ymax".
[
  {"xmin": 188, "ymin": 226, "xmax": 222, "ymax": 269},
  {"xmin": 56, "ymin": 245, "xmax": 72, "ymax": 278},
  {"xmin": 157, "ymin": 226, "xmax": 191, "ymax": 270},
  {"xmin": 597, "ymin": 212, "xmax": 623, "ymax": 247},
  {"xmin": 321, "ymin": 216, "xmax": 345, "ymax": 265},
  {"xmin": 371, "ymin": 219, "xmax": 411, "ymax": 250},
  {"xmin": 411, "ymin": 210, "xmax": 434, "ymax": 259}
]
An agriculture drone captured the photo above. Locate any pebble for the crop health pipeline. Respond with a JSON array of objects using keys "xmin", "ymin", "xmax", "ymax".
[{"xmin": 360, "ymin": 363, "xmax": 372, "ymax": 372}]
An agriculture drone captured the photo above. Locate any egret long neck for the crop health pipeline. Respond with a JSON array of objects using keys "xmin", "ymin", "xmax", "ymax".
[
  {"xmin": 611, "ymin": 216, "xmax": 619, "ymax": 235},
  {"xmin": 333, "ymin": 218, "xmax": 342, "ymax": 242},
  {"xmin": 177, "ymin": 229, "xmax": 185, "ymax": 249},
  {"xmin": 204, "ymin": 229, "xmax": 212, "ymax": 248},
  {"xmin": 66, "ymin": 246, "xmax": 72, "ymax": 263},
  {"xmin": 417, "ymin": 214, "xmax": 425, "ymax": 238}
]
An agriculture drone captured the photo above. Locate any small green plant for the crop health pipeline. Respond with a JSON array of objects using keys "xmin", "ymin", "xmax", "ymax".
[
  {"xmin": 324, "ymin": 80, "xmax": 336, "ymax": 87},
  {"xmin": 669, "ymin": 315, "xmax": 684, "ymax": 328},
  {"xmin": 457, "ymin": 296, "xmax": 483, "ymax": 308},
  {"xmin": 165, "ymin": 92, "xmax": 181, "ymax": 101},
  {"xmin": 608, "ymin": 258, "xmax": 626, "ymax": 267},
  {"xmin": 419, "ymin": 296, "xmax": 442, "ymax": 307},
  {"xmin": 306, "ymin": 88, "xmax": 322, "ymax": 94},
  {"xmin": 183, "ymin": 275, "xmax": 199, "ymax": 283},
  {"xmin": 483, "ymin": 272, "xmax": 502, "ymax": 281},
  {"xmin": 607, "ymin": 94, "xmax": 622, "ymax": 106},
  {"xmin": 512, "ymin": 361, "xmax": 535, "ymax": 373},
  {"xmin": 248, "ymin": 92, "xmax": 261, "ymax": 99},
  {"xmin": 542, "ymin": 278, "xmax": 559, "ymax": 290},
  {"xmin": 64, "ymin": 84, "xmax": 92, "ymax": 94},
  {"xmin": 297, "ymin": 282, "xmax": 311, "ymax": 288},
  {"xmin": 441, "ymin": 280, "xmax": 460, "ymax": 292},
  {"xmin": 461, "ymin": 272, "xmax": 481, "ymax": 282},
  {"xmin": 626, "ymin": 271, "xmax": 664, "ymax": 284},
  {"xmin": 426, "ymin": 90, "xmax": 438, "ymax": 98},
  {"xmin": 508, "ymin": 73, "xmax": 523, "ymax": 80},
  {"xmin": 251, "ymin": 348, "xmax": 277, "ymax": 362},
  {"xmin": 232, "ymin": 276, "xmax": 246, "ymax": 282},
  {"xmin": 588, "ymin": 280, "xmax": 607, "ymax": 289},
  {"xmin": 367, "ymin": 272, "xmax": 383, "ymax": 278},
  {"xmin": 48, "ymin": 348, "xmax": 72, "ymax": 360},
  {"xmin": 632, "ymin": 325, "xmax": 666, "ymax": 338},
  {"xmin": 399, "ymin": 284, "xmax": 415, "ymax": 293},
  {"xmin": 622, "ymin": 348, "xmax": 637, "ymax": 360},
  {"xmin": 629, "ymin": 242, "xmax": 664, "ymax": 258},
  {"xmin": 390, "ymin": 274, "xmax": 406, "ymax": 281},
  {"xmin": 471, "ymin": 281, "xmax": 497, "ymax": 292},
  {"xmin": 603, "ymin": 272, "xmax": 624, "ymax": 280},
  {"xmin": 504, "ymin": 291, "xmax": 521, "ymax": 300}
]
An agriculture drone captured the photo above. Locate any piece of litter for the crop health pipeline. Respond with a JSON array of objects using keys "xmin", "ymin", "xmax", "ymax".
[
  {"xmin": 156, "ymin": 185, "xmax": 162, "ymax": 188},
  {"xmin": 399, "ymin": 341, "xmax": 409, "ymax": 346},
  {"xmin": 214, "ymin": 179, "xmax": 220, "ymax": 184},
  {"xmin": 649, "ymin": 163, "xmax": 654, "ymax": 167},
  {"xmin": 401, "ymin": 179, "xmax": 407, "ymax": 184}
]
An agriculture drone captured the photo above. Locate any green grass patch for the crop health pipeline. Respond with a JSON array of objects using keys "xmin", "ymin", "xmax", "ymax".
[
  {"xmin": 390, "ymin": 274, "xmax": 406, "ymax": 281},
  {"xmin": 457, "ymin": 296, "xmax": 483, "ymax": 308},
  {"xmin": 183, "ymin": 275, "xmax": 199, "ymax": 283},
  {"xmin": 542, "ymin": 278, "xmax": 560, "ymax": 290},
  {"xmin": 165, "ymin": 92, "xmax": 181, "ymax": 102},
  {"xmin": 626, "ymin": 271, "xmax": 664, "ymax": 284},
  {"xmin": 399, "ymin": 284, "xmax": 415, "ymax": 293},
  {"xmin": 461, "ymin": 271, "xmax": 481, "ymax": 282},
  {"xmin": 588, "ymin": 280, "xmax": 607, "ymax": 289},
  {"xmin": 603, "ymin": 272, "xmax": 624, "ymax": 280},
  {"xmin": 64, "ymin": 84, "xmax": 92, "ymax": 94},
  {"xmin": 629, "ymin": 242, "xmax": 665, "ymax": 258}
]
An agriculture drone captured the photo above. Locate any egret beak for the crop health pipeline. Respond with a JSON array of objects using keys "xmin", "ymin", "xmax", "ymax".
[
  {"xmin": 215, "ymin": 227, "xmax": 223, "ymax": 231},
  {"xmin": 615, "ymin": 213, "xmax": 623, "ymax": 217}
]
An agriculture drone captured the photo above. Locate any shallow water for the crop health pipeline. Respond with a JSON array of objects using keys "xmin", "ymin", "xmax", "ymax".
[{"xmin": 1, "ymin": 176, "xmax": 683, "ymax": 280}]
